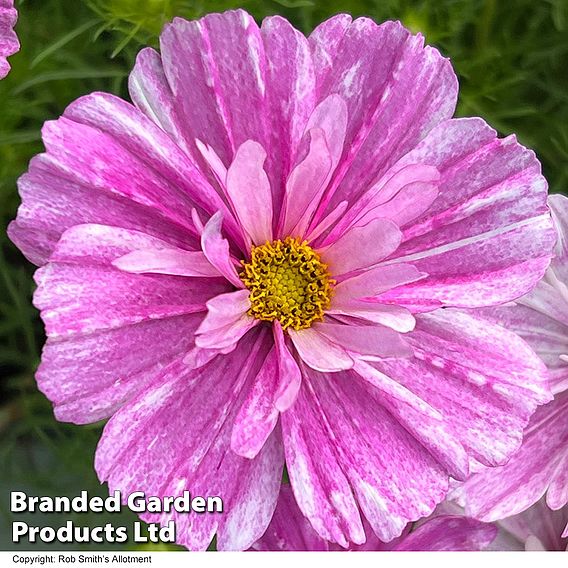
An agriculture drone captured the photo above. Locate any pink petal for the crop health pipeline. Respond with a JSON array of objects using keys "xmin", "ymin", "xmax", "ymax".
[
  {"xmin": 195, "ymin": 289, "xmax": 250, "ymax": 333},
  {"xmin": 218, "ymin": 426, "xmax": 284, "ymax": 551},
  {"xmin": 158, "ymin": 12, "xmax": 268, "ymax": 167},
  {"xmin": 354, "ymin": 360, "xmax": 469, "ymax": 480},
  {"xmin": 309, "ymin": 17, "xmax": 457, "ymax": 215},
  {"xmin": 281, "ymin": 380, "xmax": 365, "ymax": 547},
  {"xmin": 194, "ymin": 315, "xmax": 258, "ymax": 351},
  {"xmin": 33, "ymin": 224, "xmax": 227, "ymax": 339},
  {"xmin": 393, "ymin": 516, "xmax": 497, "ymax": 551},
  {"xmin": 353, "ymin": 360, "xmax": 441, "ymax": 419},
  {"xmin": 383, "ymin": 117, "xmax": 555, "ymax": 308},
  {"xmin": 273, "ymin": 321, "xmax": 302, "ymax": 412},
  {"xmin": 378, "ymin": 309, "xmax": 551, "ymax": 473},
  {"xmin": 333, "ymin": 263, "xmax": 425, "ymax": 303},
  {"xmin": 226, "ymin": 140, "xmax": 273, "ymax": 245},
  {"xmin": 8, "ymin": 161, "xmax": 197, "ymax": 268},
  {"xmin": 195, "ymin": 138, "xmax": 228, "ymax": 188},
  {"xmin": 476, "ymin": 280, "xmax": 568, "ymax": 389},
  {"xmin": 364, "ymin": 182, "xmax": 439, "ymax": 228},
  {"xmin": 128, "ymin": 47, "xmax": 194, "ymax": 156},
  {"xmin": 195, "ymin": 290, "xmax": 258, "ymax": 350},
  {"xmin": 314, "ymin": 322, "xmax": 411, "ymax": 359},
  {"xmin": 113, "ymin": 248, "xmax": 219, "ymax": 277},
  {"xmin": 548, "ymin": 451, "xmax": 568, "ymax": 510},
  {"xmin": 0, "ymin": 0, "xmax": 19, "ymax": 79},
  {"xmin": 95, "ymin": 331, "xmax": 283, "ymax": 551},
  {"xmin": 151, "ymin": 12, "xmax": 318, "ymax": 213},
  {"xmin": 283, "ymin": 368, "xmax": 450, "ymax": 544},
  {"xmin": 63, "ymin": 93, "xmax": 238, "ymax": 234},
  {"xmin": 280, "ymin": 94, "xmax": 348, "ymax": 238},
  {"xmin": 261, "ymin": 16, "xmax": 316, "ymax": 210},
  {"xmin": 461, "ymin": 393, "xmax": 568, "ymax": 522},
  {"xmin": 200, "ymin": 211, "xmax": 244, "ymax": 288},
  {"xmin": 288, "ymin": 328, "xmax": 353, "ymax": 372},
  {"xmin": 7, "ymin": 92, "xmax": 231, "ymax": 266},
  {"xmin": 280, "ymin": 127, "xmax": 332, "ymax": 237},
  {"xmin": 231, "ymin": 346, "xmax": 280, "ymax": 459},
  {"xmin": 182, "ymin": 346, "xmax": 222, "ymax": 370},
  {"xmin": 550, "ymin": 194, "xmax": 568, "ymax": 274},
  {"xmin": 37, "ymin": 315, "xmax": 201, "ymax": 425},
  {"xmin": 323, "ymin": 163, "xmax": 440, "ymax": 245},
  {"xmin": 305, "ymin": 200, "xmax": 348, "ymax": 243},
  {"xmin": 304, "ymin": 94, "xmax": 348, "ymax": 170},
  {"xmin": 252, "ymin": 485, "xmax": 329, "ymax": 551},
  {"xmin": 319, "ymin": 218, "xmax": 402, "ymax": 275},
  {"xmin": 253, "ymin": 487, "xmax": 495, "ymax": 551},
  {"xmin": 327, "ymin": 301, "xmax": 416, "ymax": 333}
]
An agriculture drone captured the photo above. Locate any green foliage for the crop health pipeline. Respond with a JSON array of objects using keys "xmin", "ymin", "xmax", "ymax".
[{"xmin": 1, "ymin": 0, "xmax": 567, "ymax": 551}]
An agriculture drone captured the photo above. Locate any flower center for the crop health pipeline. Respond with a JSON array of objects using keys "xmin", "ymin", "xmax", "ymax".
[{"xmin": 240, "ymin": 237, "xmax": 334, "ymax": 331}]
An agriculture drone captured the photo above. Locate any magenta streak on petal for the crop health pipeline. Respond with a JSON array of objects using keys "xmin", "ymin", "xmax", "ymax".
[
  {"xmin": 353, "ymin": 360, "xmax": 469, "ymax": 480},
  {"xmin": 201, "ymin": 212, "xmax": 244, "ymax": 288},
  {"xmin": 273, "ymin": 321, "xmax": 302, "ymax": 412},
  {"xmin": 113, "ymin": 248, "xmax": 220, "ymax": 277},
  {"xmin": 62, "ymin": 93, "xmax": 241, "ymax": 238},
  {"xmin": 260, "ymin": 16, "xmax": 317, "ymax": 217},
  {"xmin": 231, "ymin": 346, "xmax": 280, "ymax": 459},
  {"xmin": 309, "ymin": 19, "xmax": 457, "ymax": 218},
  {"xmin": 33, "ymin": 224, "xmax": 226, "ymax": 339},
  {"xmin": 318, "ymin": 218, "xmax": 402, "ymax": 276},
  {"xmin": 226, "ymin": 140, "xmax": 273, "ymax": 246},
  {"xmin": 281, "ymin": 380, "xmax": 365, "ymax": 547},
  {"xmin": 95, "ymin": 330, "xmax": 283, "ymax": 551}
]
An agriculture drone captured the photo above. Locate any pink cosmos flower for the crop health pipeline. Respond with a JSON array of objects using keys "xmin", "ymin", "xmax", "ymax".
[
  {"xmin": 253, "ymin": 485, "xmax": 497, "ymax": 551},
  {"xmin": 491, "ymin": 499, "xmax": 568, "ymax": 551},
  {"xmin": 9, "ymin": 10, "xmax": 556, "ymax": 550},
  {"xmin": 460, "ymin": 194, "xmax": 568, "ymax": 538},
  {"xmin": 0, "ymin": 0, "xmax": 19, "ymax": 79}
]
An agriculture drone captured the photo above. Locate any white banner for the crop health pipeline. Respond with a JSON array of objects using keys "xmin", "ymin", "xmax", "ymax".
[{"xmin": 2, "ymin": 551, "xmax": 567, "ymax": 568}]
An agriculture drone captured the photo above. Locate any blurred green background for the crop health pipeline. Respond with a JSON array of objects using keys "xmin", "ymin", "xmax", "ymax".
[{"xmin": 1, "ymin": 0, "xmax": 567, "ymax": 551}]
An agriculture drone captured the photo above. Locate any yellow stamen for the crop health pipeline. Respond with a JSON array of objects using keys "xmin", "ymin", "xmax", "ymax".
[{"xmin": 240, "ymin": 237, "xmax": 334, "ymax": 331}]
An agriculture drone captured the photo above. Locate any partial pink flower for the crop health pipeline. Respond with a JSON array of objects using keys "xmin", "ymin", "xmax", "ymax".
[
  {"xmin": 460, "ymin": 194, "xmax": 568, "ymax": 536},
  {"xmin": 9, "ymin": 10, "xmax": 555, "ymax": 550},
  {"xmin": 253, "ymin": 485, "xmax": 497, "ymax": 551},
  {"xmin": 491, "ymin": 499, "xmax": 568, "ymax": 551},
  {"xmin": 0, "ymin": 0, "xmax": 19, "ymax": 79}
]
